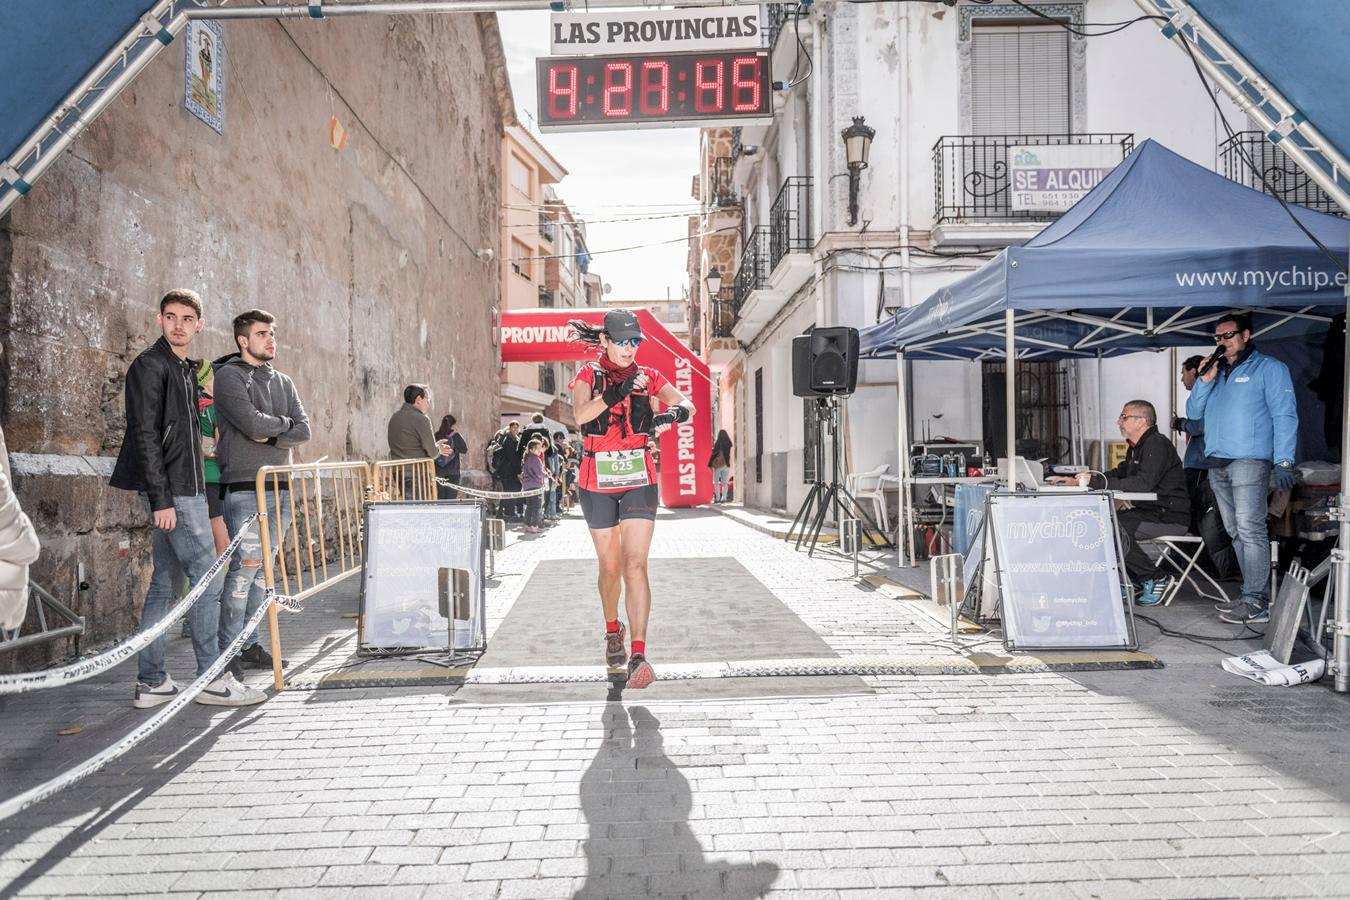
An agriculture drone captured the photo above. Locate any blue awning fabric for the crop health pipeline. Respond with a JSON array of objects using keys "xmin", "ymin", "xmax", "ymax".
[
  {"xmin": 1188, "ymin": 0, "xmax": 1350, "ymax": 193},
  {"xmin": 0, "ymin": 1, "xmax": 168, "ymax": 202},
  {"xmin": 860, "ymin": 140, "xmax": 1350, "ymax": 361}
]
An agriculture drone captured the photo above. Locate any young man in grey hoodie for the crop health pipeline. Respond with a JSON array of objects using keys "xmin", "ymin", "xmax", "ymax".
[{"xmin": 213, "ymin": 308, "xmax": 311, "ymax": 671}]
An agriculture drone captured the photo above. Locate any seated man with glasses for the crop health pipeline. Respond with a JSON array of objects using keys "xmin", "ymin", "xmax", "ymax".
[
  {"xmin": 1188, "ymin": 311, "xmax": 1298, "ymax": 626},
  {"xmin": 1054, "ymin": 399, "xmax": 1190, "ymax": 605}
]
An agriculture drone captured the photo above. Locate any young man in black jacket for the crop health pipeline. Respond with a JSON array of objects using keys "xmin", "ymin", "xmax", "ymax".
[{"xmin": 110, "ymin": 290, "xmax": 264, "ymax": 708}]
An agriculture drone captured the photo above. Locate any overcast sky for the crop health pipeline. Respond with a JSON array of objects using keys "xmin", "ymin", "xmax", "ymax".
[{"xmin": 498, "ymin": 11, "xmax": 701, "ymax": 303}]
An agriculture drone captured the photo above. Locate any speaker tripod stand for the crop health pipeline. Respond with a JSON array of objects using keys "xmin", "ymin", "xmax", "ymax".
[{"xmin": 788, "ymin": 396, "xmax": 893, "ymax": 557}]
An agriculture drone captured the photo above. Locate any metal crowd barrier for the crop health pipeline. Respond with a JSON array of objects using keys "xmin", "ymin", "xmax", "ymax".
[
  {"xmin": 370, "ymin": 458, "xmax": 436, "ymax": 501},
  {"xmin": 255, "ymin": 461, "xmax": 372, "ymax": 691}
]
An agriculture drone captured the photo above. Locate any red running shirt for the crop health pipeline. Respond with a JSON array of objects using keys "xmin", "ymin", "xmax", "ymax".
[{"xmin": 568, "ymin": 363, "xmax": 669, "ymax": 493}]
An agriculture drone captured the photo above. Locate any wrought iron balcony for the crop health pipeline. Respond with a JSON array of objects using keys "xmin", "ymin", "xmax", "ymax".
[
  {"xmin": 710, "ymin": 156, "xmax": 738, "ymax": 207},
  {"xmin": 538, "ymin": 213, "xmax": 556, "ymax": 242},
  {"xmin": 711, "ymin": 287, "xmax": 738, "ymax": 339},
  {"xmin": 1220, "ymin": 131, "xmax": 1345, "ymax": 217},
  {"xmin": 537, "ymin": 287, "xmax": 555, "ymax": 308},
  {"xmin": 734, "ymin": 226, "xmax": 771, "ymax": 310},
  {"xmin": 932, "ymin": 133, "xmax": 1134, "ymax": 224},
  {"xmin": 766, "ymin": 3, "xmax": 796, "ymax": 50},
  {"xmin": 769, "ymin": 176, "xmax": 812, "ymax": 271},
  {"xmin": 538, "ymin": 363, "xmax": 557, "ymax": 396}
]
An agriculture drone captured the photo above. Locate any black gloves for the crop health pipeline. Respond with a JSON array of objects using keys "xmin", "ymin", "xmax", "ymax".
[
  {"xmin": 601, "ymin": 371, "xmax": 639, "ymax": 408},
  {"xmin": 1273, "ymin": 465, "xmax": 1296, "ymax": 492},
  {"xmin": 649, "ymin": 406, "xmax": 690, "ymax": 430}
]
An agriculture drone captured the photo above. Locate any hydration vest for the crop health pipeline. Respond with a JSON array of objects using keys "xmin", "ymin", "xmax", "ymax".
[{"xmin": 582, "ymin": 363, "xmax": 653, "ymax": 438}]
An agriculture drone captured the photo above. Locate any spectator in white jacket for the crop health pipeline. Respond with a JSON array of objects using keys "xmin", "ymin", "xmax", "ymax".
[{"xmin": 0, "ymin": 421, "xmax": 40, "ymax": 631}]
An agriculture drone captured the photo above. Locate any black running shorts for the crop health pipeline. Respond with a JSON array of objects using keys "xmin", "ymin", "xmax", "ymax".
[{"xmin": 578, "ymin": 485, "xmax": 659, "ymax": 529}]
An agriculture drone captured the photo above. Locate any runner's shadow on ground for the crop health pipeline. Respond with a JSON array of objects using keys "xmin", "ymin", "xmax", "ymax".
[{"xmin": 575, "ymin": 703, "xmax": 778, "ymax": 899}]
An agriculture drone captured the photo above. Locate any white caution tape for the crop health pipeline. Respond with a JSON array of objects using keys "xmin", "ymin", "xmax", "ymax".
[
  {"xmin": 0, "ymin": 515, "xmax": 260, "ymax": 695},
  {"xmin": 435, "ymin": 479, "xmax": 547, "ymax": 500},
  {"xmin": 271, "ymin": 590, "xmax": 303, "ymax": 612},
  {"xmin": 0, "ymin": 581, "xmax": 280, "ymax": 822}
]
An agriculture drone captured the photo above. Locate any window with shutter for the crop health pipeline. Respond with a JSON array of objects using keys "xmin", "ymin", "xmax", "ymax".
[{"xmin": 971, "ymin": 24, "xmax": 1070, "ymax": 135}]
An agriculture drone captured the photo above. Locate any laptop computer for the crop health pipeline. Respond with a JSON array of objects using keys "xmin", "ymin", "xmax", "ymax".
[{"xmin": 999, "ymin": 457, "xmax": 1086, "ymax": 493}]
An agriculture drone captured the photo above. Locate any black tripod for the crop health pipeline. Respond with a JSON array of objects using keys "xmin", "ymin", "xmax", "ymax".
[{"xmin": 787, "ymin": 396, "xmax": 893, "ymax": 557}]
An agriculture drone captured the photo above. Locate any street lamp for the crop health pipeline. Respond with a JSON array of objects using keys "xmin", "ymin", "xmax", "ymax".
[
  {"xmin": 841, "ymin": 115, "xmax": 875, "ymax": 226},
  {"xmin": 705, "ymin": 266, "xmax": 723, "ymax": 297}
]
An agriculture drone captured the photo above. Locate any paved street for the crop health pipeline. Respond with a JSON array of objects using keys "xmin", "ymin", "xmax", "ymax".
[{"xmin": 3, "ymin": 509, "xmax": 1350, "ymax": 899}]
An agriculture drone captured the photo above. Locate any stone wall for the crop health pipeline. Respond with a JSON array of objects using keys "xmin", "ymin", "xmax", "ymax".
[{"xmin": 0, "ymin": 13, "xmax": 510, "ymax": 671}]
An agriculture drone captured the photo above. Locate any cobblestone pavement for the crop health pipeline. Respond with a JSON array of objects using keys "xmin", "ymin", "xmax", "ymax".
[{"xmin": 3, "ymin": 509, "xmax": 1350, "ymax": 899}]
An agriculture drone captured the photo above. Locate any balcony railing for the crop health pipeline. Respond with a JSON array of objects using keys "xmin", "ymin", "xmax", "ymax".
[
  {"xmin": 734, "ymin": 226, "xmax": 771, "ymax": 310},
  {"xmin": 766, "ymin": 3, "xmax": 796, "ymax": 50},
  {"xmin": 711, "ymin": 287, "xmax": 738, "ymax": 339},
  {"xmin": 932, "ymin": 134, "xmax": 1134, "ymax": 224},
  {"xmin": 1220, "ymin": 131, "xmax": 1345, "ymax": 217},
  {"xmin": 710, "ymin": 156, "xmax": 738, "ymax": 207},
  {"xmin": 538, "ymin": 287, "xmax": 555, "ymax": 308},
  {"xmin": 769, "ymin": 176, "xmax": 812, "ymax": 270},
  {"xmin": 538, "ymin": 364, "xmax": 556, "ymax": 396},
  {"xmin": 539, "ymin": 214, "xmax": 556, "ymax": 242}
]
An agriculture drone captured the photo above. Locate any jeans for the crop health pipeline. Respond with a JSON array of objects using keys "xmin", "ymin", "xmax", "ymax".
[
  {"xmin": 714, "ymin": 467, "xmax": 731, "ymax": 502},
  {"xmin": 545, "ymin": 482, "xmax": 559, "ymax": 517},
  {"xmin": 1207, "ymin": 459, "xmax": 1272, "ymax": 610},
  {"xmin": 137, "ymin": 495, "xmax": 225, "ymax": 685},
  {"xmin": 524, "ymin": 494, "xmax": 543, "ymax": 528},
  {"xmin": 220, "ymin": 488, "xmax": 293, "ymax": 653}
]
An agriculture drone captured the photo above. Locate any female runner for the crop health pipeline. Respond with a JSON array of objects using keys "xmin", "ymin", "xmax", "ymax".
[{"xmin": 567, "ymin": 309, "xmax": 694, "ymax": 689}]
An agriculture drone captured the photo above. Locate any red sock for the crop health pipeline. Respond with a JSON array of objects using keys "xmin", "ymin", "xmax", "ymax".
[
  {"xmin": 631, "ymin": 640, "xmax": 645, "ymax": 657},
  {"xmin": 606, "ymin": 619, "xmax": 621, "ymax": 634}
]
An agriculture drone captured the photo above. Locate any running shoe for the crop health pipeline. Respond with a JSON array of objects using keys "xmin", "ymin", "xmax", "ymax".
[
  {"xmin": 626, "ymin": 653, "xmax": 655, "ymax": 690},
  {"xmin": 1136, "ymin": 576, "xmax": 1170, "ymax": 607},
  {"xmin": 1219, "ymin": 605, "xmax": 1269, "ymax": 626},
  {"xmin": 133, "ymin": 675, "xmax": 180, "ymax": 709},
  {"xmin": 605, "ymin": 622, "xmax": 627, "ymax": 668},
  {"xmin": 195, "ymin": 672, "xmax": 267, "ymax": 706}
]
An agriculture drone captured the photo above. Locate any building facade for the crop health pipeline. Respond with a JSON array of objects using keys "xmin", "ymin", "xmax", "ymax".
[
  {"xmin": 1, "ymin": 13, "xmax": 513, "ymax": 667},
  {"xmin": 690, "ymin": 0, "xmax": 1271, "ymax": 518}
]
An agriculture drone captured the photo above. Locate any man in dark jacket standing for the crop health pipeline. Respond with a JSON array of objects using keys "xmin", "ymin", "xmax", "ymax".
[
  {"xmin": 214, "ymin": 309, "xmax": 310, "ymax": 673},
  {"xmin": 111, "ymin": 290, "xmax": 262, "ymax": 708},
  {"xmin": 1055, "ymin": 399, "xmax": 1189, "ymax": 605}
]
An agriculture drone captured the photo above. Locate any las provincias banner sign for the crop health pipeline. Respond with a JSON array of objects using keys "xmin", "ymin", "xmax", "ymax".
[
  {"xmin": 499, "ymin": 308, "xmax": 714, "ymax": 509},
  {"xmin": 550, "ymin": 8, "xmax": 762, "ymax": 56}
]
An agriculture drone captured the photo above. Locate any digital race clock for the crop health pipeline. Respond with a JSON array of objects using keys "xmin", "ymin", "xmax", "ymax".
[{"xmin": 535, "ymin": 49, "xmax": 773, "ymax": 132}]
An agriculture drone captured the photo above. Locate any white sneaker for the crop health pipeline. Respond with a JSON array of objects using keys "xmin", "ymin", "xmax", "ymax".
[
  {"xmin": 133, "ymin": 674, "xmax": 180, "ymax": 709},
  {"xmin": 195, "ymin": 672, "xmax": 267, "ymax": 707}
]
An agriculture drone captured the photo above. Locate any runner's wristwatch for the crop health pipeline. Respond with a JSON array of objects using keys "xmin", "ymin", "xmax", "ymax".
[{"xmin": 1277, "ymin": 460, "xmax": 1293, "ymax": 469}]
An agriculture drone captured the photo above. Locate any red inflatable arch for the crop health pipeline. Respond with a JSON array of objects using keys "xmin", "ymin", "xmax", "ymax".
[{"xmin": 500, "ymin": 308, "xmax": 713, "ymax": 508}]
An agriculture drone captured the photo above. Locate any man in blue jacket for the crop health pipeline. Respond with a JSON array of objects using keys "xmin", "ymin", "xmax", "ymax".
[{"xmin": 1186, "ymin": 312, "xmax": 1298, "ymax": 625}]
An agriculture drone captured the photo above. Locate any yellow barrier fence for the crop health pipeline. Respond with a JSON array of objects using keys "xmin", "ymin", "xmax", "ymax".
[
  {"xmin": 254, "ymin": 461, "xmax": 372, "ymax": 691},
  {"xmin": 370, "ymin": 458, "xmax": 437, "ymax": 501}
]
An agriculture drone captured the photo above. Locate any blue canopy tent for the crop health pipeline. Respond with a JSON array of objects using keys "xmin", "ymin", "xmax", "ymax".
[
  {"xmin": 861, "ymin": 139, "xmax": 1349, "ymax": 567},
  {"xmin": 860, "ymin": 140, "xmax": 1349, "ymax": 363},
  {"xmin": 1134, "ymin": 0, "xmax": 1350, "ymax": 689}
]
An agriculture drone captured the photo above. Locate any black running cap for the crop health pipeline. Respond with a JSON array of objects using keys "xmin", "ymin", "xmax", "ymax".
[{"xmin": 603, "ymin": 309, "xmax": 643, "ymax": 342}]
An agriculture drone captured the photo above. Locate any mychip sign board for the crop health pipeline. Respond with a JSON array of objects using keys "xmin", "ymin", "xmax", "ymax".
[
  {"xmin": 359, "ymin": 501, "xmax": 485, "ymax": 655},
  {"xmin": 986, "ymin": 493, "xmax": 1135, "ymax": 650},
  {"xmin": 1008, "ymin": 143, "xmax": 1126, "ymax": 212}
]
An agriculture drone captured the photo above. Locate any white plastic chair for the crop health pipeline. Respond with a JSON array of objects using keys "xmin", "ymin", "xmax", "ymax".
[
  {"xmin": 846, "ymin": 464, "xmax": 891, "ymax": 536},
  {"xmin": 1143, "ymin": 535, "xmax": 1229, "ymax": 607}
]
